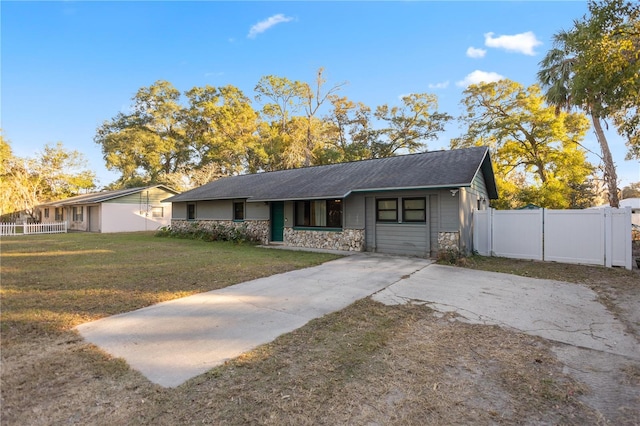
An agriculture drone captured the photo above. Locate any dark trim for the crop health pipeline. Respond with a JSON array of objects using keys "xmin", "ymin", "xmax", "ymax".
[
  {"xmin": 293, "ymin": 226, "xmax": 343, "ymax": 232},
  {"xmin": 376, "ymin": 198, "xmax": 398, "ymax": 222}
]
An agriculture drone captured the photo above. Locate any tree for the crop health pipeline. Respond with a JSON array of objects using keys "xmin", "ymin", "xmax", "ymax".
[
  {"xmin": 621, "ymin": 182, "xmax": 640, "ymax": 199},
  {"xmin": 318, "ymin": 96, "xmax": 374, "ymax": 164},
  {"xmin": 253, "ymin": 70, "xmax": 346, "ymax": 169},
  {"xmin": 184, "ymin": 84, "xmax": 260, "ymax": 176},
  {"xmin": 0, "ymin": 138, "xmax": 96, "ymax": 221},
  {"xmin": 298, "ymin": 68, "xmax": 346, "ymax": 165},
  {"xmin": 95, "ymin": 80, "xmax": 191, "ymax": 187},
  {"xmin": 453, "ymin": 80, "xmax": 595, "ymax": 209},
  {"xmin": 371, "ymin": 93, "xmax": 452, "ymax": 158},
  {"xmin": 538, "ymin": 0, "xmax": 640, "ymax": 207}
]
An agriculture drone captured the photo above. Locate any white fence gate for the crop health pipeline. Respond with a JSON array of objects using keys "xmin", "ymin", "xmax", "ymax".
[{"xmin": 473, "ymin": 207, "xmax": 633, "ymax": 270}]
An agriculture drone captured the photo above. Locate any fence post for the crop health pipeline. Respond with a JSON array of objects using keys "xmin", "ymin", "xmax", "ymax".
[
  {"xmin": 604, "ymin": 207, "xmax": 612, "ymax": 268},
  {"xmin": 623, "ymin": 207, "xmax": 632, "ymax": 270}
]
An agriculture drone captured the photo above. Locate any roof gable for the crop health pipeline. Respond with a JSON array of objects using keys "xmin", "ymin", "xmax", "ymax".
[
  {"xmin": 166, "ymin": 147, "xmax": 498, "ymax": 203},
  {"xmin": 41, "ymin": 185, "xmax": 179, "ymax": 207}
]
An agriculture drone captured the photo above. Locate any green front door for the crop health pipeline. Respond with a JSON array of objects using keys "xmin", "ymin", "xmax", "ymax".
[{"xmin": 271, "ymin": 201, "xmax": 284, "ymax": 242}]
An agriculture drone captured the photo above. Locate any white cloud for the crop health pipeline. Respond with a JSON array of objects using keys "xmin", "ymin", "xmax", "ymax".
[
  {"xmin": 428, "ymin": 81, "xmax": 450, "ymax": 89},
  {"xmin": 248, "ymin": 14, "xmax": 294, "ymax": 39},
  {"xmin": 466, "ymin": 47, "xmax": 486, "ymax": 59},
  {"xmin": 456, "ymin": 70, "xmax": 505, "ymax": 87},
  {"xmin": 484, "ymin": 31, "xmax": 542, "ymax": 56}
]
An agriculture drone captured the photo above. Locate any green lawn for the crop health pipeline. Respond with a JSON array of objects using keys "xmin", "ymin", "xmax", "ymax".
[{"xmin": 0, "ymin": 232, "xmax": 339, "ymax": 346}]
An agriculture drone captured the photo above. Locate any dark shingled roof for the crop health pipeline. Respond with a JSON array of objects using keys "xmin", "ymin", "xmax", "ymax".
[
  {"xmin": 165, "ymin": 147, "xmax": 497, "ymax": 203},
  {"xmin": 41, "ymin": 185, "xmax": 178, "ymax": 207}
]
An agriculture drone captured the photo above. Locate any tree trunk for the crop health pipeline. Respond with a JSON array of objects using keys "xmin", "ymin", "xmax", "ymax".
[{"xmin": 591, "ymin": 112, "xmax": 619, "ymax": 207}]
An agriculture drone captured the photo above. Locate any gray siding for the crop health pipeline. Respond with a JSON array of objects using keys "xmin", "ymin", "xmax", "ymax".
[
  {"xmin": 345, "ymin": 193, "xmax": 365, "ymax": 229},
  {"xmin": 197, "ymin": 200, "xmax": 233, "ymax": 220},
  {"xmin": 365, "ymin": 196, "xmax": 375, "ymax": 250},
  {"xmin": 458, "ymin": 173, "xmax": 490, "ymax": 255},
  {"xmin": 460, "ymin": 189, "xmax": 473, "ymax": 254},
  {"xmin": 471, "ymin": 171, "xmax": 487, "ymax": 195},
  {"xmin": 375, "ymin": 223, "xmax": 429, "ymax": 256},
  {"xmin": 439, "ymin": 189, "xmax": 460, "ymax": 231},
  {"xmin": 284, "ymin": 201, "xmax": 294, "ymax": 228},
  {"xmin": 246, "ymin": 202, "xmax": 269, "ymax": 220},
  {"xmin": 429, "ymin": 194, "xmax": 439, "ymax": 257},
  {"xmin": 172, "ymin": 202, "xmax": 187, "ymax": 219},
  {"xmin": 363, "ymin": 190, "xmax": 444, "ymax": 257}
]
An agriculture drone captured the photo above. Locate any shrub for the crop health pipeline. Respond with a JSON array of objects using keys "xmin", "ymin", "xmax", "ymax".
[
  {"xmin": 437, "ymin": 249, "xmax": 465, "ymax": 265},
  {"xmin": 155, "ymin": 223, "xmax": 259, "ymax": 244}
]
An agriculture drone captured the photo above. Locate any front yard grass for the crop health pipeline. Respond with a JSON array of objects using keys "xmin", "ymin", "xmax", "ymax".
[{"xmin": 0, "ymin": 232, "xmax": 339, "ymax": 346}]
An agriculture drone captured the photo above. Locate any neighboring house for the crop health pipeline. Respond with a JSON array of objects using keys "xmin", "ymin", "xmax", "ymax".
[
  {"xmin": 164, "ymin": 147, "xmax": 498, "ymax": 257},
  {"xmin": 39, "ymin": 185, "xmax": 179, "ymax": 233},
  {"xmin": 620, "ymin": 198, "xmax": 640, "ymax": 226}
]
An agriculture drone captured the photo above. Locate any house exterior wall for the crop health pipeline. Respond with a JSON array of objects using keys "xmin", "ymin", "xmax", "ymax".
[
  {"xmin": 283, "ymin": 202, "xmax": 294, "ymax": 228},
  {"xmin": 363, "ymin": 189, "xmax": 458, "ymax": 257},
  {"xmin": 41, "ymin": 207, "xmax": 66, "ymax": 224},
  {"xmin": 344, "ymin": 194, "xmax": 365, "ymax": 229},
  {"xmin": 246, "ymin": 202, "xmax": 269, "ymax": 220},
  {"xmin": 457, "ymin": 173, "xmax": 490, "ymax": 254},
  {"xmin": 439, "ymin": 190, "xmax": 459, "ymax": 231},
  {"xmin": 172, "ymin": 202, "xmax": 188, "ymax": 219},
  {"xmin": 168, "ymin": 183, "xmax": 488, "ymax": 256},
  {"xmin": 283, "ymin": 228, "xmax": 364, "ymax": 251},
  {"xmin": 429, "ymin": 194, "xmax": 440, "ymax": 257},
  {"xmin": 171, "ymin": 200, "xmax": 265, "ymax": 221},
  {"xmin": 101, "ymin": 202, "xmax": 172, "ymax": 233},
  {"xmin": 67, "ymin": 205, "xmax": 89, "ymax": 231},
  {"xmin": 195, "ymin": 200, "xmax": 233, "ymax": 220},
  {"xmin": 41, "ymin": 187, "xmax": 176, "ymax": 233},
  {"xmin": 88, "ymin": 205, "xmax": 100, "ymax": 232}
]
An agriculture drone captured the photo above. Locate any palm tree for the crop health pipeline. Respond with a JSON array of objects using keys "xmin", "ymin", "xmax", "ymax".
[{"xmin": 538, "ymin": 30, "xmax": 620, "ymax": 207}]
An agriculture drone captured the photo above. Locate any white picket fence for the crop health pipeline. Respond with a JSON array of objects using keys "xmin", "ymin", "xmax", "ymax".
[
  {"xmin": 473, "ymin": 207, "xmax": 633, "ymax": 270},
  {"xmin": 0, "ymin": 222, "xmax": 68, "ymax": 236}
]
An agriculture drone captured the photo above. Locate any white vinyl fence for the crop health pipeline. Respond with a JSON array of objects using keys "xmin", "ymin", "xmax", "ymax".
[
  {"xmin": 473, "ymin": 207, "xmax": 633, "ymax": 270},
  {"xmin": 0, "ymin": 222, "xmax": 67, "ymax": 236}
]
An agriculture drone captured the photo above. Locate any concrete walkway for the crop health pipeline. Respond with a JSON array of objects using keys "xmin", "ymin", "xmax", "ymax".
[
  {"xmin": 76, "ymin": 254, "xmax": 432, "ymax": 387},
  {"xmin": 373, "ymin": 264, "xmax": 640, "ymax": 359}
]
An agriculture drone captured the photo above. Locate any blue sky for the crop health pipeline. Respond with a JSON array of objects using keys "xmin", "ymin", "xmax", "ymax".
[{"xmin": 2, "ymin": 1, "xmax": 638, "ymax": 189}]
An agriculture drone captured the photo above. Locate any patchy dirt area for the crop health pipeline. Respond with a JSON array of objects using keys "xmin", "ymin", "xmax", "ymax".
[
  {"xmin": 1, "ymin": 302, "xmax": 604, "ymax": 425},
  {"xmin": 3, "ymin": 292, "xmax": 638, "ymax": 425}
]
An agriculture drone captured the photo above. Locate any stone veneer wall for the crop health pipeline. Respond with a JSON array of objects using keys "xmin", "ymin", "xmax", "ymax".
[
  {"xmin": 438, "ymin": 231, "xmax": 460, "ymax": 252},
  {"xmin": 171, "ymin": 220, "xmax": 270, "ymax": 244},
  {"xmin": 284, "ymin": 228, "xmax": 365, "ymax": 252}
]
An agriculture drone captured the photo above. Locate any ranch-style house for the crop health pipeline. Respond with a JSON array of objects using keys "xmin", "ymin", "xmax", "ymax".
[
  {"xmin": 164, "ymin": 147, "xmax": 498, "ymax": 257},
  {"xmin": 40, "ymin": 185, "xmax": 178, "ymax": 233}
]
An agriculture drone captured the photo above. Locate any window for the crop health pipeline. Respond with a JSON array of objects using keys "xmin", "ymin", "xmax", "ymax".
[
  {"xmin": 72, "ymin": 206, "xmax": 83, "ymax": 222},
  {"xmin": 376, "ymin": 199, "xmax": 398, "ymax": 222},
  {"xmin": 44, "ymin": 208, "xmax": 50, "ymax": 219},
  {"xmin": 402, "ymin": 198, "xmax": 426, "ymax": 222},
  {"xmin": 295, "ymin": 199, "xmax": 342, "ymax": 228},
  {"xmin": 377, "ymin": 197, "xmax": 426, "ymax": 223},
  {"xmin": 151, "ymin": 207, "xmax": 164, "ymax": 218},
  {"xmin": 55, "ymin": 208, "xmax": 63, "ymax": 221},
  {"xmin": 187, "ymin": 203, "xmax": 196, "ymax": 220},
  {"xmin": 233, "ymin": 202, "xmax": 244, "ymax": 221}
]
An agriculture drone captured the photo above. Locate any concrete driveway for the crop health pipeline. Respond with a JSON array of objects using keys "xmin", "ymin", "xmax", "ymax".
[
  {"xmin": 76, "ymin": 254, "xmax": 431, "ymax": 388},
  {"xmin": 372, "ymin": 264, "xmax": 639, "ymax": 359},
  {"xmin": 77, "ymin": 255, "xmax": 639, "ymax": 390}
]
